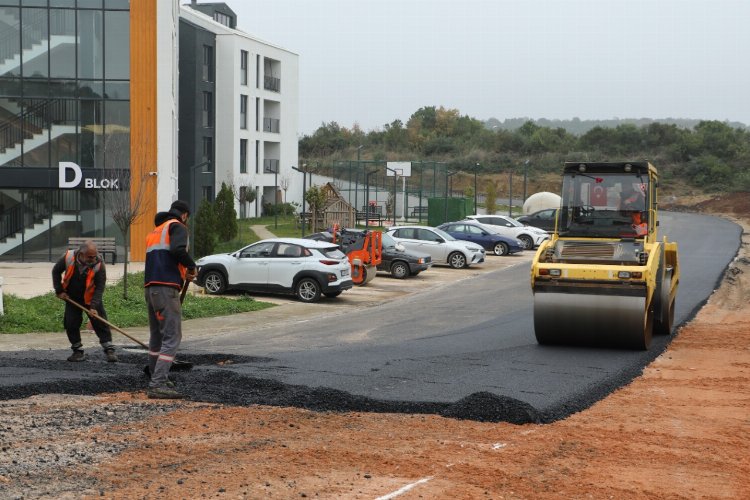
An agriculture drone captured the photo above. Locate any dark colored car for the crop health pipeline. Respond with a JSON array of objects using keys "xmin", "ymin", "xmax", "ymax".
[
  {"xmin": 377, "ymin": 232, "xmax": 432, "ymax": 279},
  {"xmin": 437, "ymin": 221, "xmax": 524, "ymax": 256},
  {"xmin": 516, "ymin": 208, "xmax": 558, "ymax": 232}
]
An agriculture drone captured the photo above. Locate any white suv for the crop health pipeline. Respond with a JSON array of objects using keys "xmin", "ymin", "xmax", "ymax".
[
  {"xmin": 195, "ymin": 238, "xmax": 353, "ymax": 303},
  {"xmin": 465, "ymin": 215, "xmax": 550, "ymax": 250},
  {"xmin": 386, "ymin": 226, "xmax": 485, "ymax": 269}
]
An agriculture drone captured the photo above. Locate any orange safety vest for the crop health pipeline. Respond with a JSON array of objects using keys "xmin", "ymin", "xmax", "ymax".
[
  {"xmin": 144, "ymin": 218, "xmax": 188, "ymax": 288},
  {"xmin": 61, "ymin": 250, "xmax": 101, "ymax": 304},
  {"xmin": 631, "ymin": 212, "xmax": 648, "ymax": 237}
]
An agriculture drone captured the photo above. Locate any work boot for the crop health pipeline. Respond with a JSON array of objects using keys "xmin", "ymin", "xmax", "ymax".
[
  {"xmin": 105, "ymin": 349, "xmax": 118, "ymax": 363},
  {"xmin": 147, "ymin": 387, "xmax": 186, "ymax": 400},
  {"xmin": 142, "ymin": 366, "xmax": 175, "ymax": 387},
  {"xmin": 67, "ymin": 350, "xmax": 86, "ymax": 362}
]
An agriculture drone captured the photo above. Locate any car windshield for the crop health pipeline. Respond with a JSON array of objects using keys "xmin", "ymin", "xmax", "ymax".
[
  {"xmin": 431, "ymin": 227, "xmax": 456, "ymax": 241},
  {"xmin": 381, "ymin": 233, "xmax": 397, "ymax": 248},
  {"xmin": 500, "ymin": 217, "xmax": 524, "ymax": 228},
  {"xmin": 558, "ymin": 171, "xmax": 650, "ymax": 238},
  {"xmin": 319, "ymin": 246, "xmax": 346, "ymax": 259}
]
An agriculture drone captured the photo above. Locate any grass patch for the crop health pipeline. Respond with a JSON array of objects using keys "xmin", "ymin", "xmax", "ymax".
[{"xmin": 0, "ymin": 271, "xmax": 275, "ymax": 335}]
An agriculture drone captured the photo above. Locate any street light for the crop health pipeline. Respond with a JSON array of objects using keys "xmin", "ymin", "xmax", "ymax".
[
  {"xmin": 444, "ymin": 170, "xmax": 456, "ymax": 223},
  {"xmin": 355, "ymin": 145, "xmax": 364, "ymax": 213},
  {"xmin": 474, "ymin": 162, "xmax": 479, "ymax": 214},
  {"xmin": 292, "ymin": 163, "xmax": 308, "ymax": 236},
  {"xmin": 508, "ymin": 167, "xmax": 514, "ymax": 217},
  {"xmin": 385, "ymin": 165, "xmax": 399, "ymax": 224},
  {"xmin": 523, "ymin": 159, "xmax": 529, "ymax": 204},
  {"xmin": 364, "ymin": 168, "xmax": 378, "ymax": 228},
  {"xmin": 190, "ymin": 160, "xmax": 212, "ymax": 245}
]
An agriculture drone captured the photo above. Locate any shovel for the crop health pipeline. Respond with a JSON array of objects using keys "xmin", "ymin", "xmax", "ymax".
[{"xmin": 63, "ymin": 297, "xmax": 194, "ymax": 371}]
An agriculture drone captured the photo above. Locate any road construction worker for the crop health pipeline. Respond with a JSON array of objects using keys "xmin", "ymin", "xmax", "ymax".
[
  {"xmin": 143, "ymin": 200, "xmax": 197, "ymax": 399},
  {"xmin": 620, "ymin": 187, "xmax": 648, "ymax": 237},
  {"xmin": 52, "ymin": 240, "xmax": 117, "ymax": 362}
]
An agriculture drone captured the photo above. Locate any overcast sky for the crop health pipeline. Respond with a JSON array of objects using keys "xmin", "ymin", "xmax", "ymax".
[{"xmin": 226, "ymin": 0, "xmax": 750, "ymax": 135}]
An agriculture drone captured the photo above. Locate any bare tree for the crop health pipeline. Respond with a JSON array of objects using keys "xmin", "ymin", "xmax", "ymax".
[
  {"xmin": 229, "ymin": 182, "xmax": 256, "ymax": 245},
  {"xmin": 279, "ymin": 175, "xmax": 290, "ymax": 203},
  {"xmin": 103, "ymin": 132, "xmax": 153, "ymax": 299}
]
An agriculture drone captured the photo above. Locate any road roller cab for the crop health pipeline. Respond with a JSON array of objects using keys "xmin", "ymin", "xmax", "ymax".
[{"xmin": 530, "ymin": 161, "xmax": 679, "ymax": 349}]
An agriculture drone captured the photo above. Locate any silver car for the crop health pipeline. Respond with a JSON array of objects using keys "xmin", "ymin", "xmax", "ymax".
[
  {"xmin": 386, "ymin": 226, "xmax": 485, "ymax": 269},
  {"xmin": 465, "ymin": 214, "xmax": 551, "ymax": 249}
]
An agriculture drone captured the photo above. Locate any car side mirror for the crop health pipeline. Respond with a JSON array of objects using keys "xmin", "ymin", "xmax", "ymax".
[
  {"xmin": 481, "ymin": 231, "xmax": 488, "ymax": 235},
  {"xmin": 435, "ymin": 238, "xmax": 444, "ymax": 243}
]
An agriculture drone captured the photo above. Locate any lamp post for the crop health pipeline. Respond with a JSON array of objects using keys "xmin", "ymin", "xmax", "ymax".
[
  {"xmin": 292, "ymin": 163, "xmax": 308, "ymax": 236},
  {"xmin": 385, "ymin": 165, "xmax": 398, "ymax": 224},
  {"xmin": 364, "ymin": 168, "xmax": 378, "ymax": 228},
  {"xmin": 273, "ymin": 165, "xmax": 279, "ymax": 229},
  {"xmin": 190, "ymin": 160, "xmax": 211, "ymax": 244},
  {"xmin": 474, "ymin": 162, "xmax": 479, "ymax": 214},
  {"xmin": 508, "ymin": 167, "xmax": 514, "ymax": 217},
  {"xmin": 355, "ymin": 145, "xmax": 363, "ymax": 213},
  {"xmin": 523, "ymin": 159, "xmax": 529, "ymax": 204},
  {"xmin": 444, "ymin": 170, "xmax": 456, "ymax": 223}
]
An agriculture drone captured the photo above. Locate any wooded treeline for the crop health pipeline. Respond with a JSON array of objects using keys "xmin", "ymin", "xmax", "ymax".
[{"xmin": 299, "ymin": 106, "xmax": 750, "ymax": 192}]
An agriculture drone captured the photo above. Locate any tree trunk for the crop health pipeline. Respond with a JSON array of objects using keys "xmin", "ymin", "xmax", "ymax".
[{"xmin": 123, "ymin": 229, "xmax": 129, "ymax": 300}]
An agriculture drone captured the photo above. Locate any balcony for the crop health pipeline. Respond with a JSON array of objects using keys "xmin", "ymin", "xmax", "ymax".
[
  {"xmin": 263, "ymin": 76, "xmax": 280, "ymax": 93},
  {"xmin": 263, "ymin": 158, "xmax": 279, "ymax": 173},
  {"xmin": 263, "ymin": 117, "xmax": 280, "ymax": 133}
]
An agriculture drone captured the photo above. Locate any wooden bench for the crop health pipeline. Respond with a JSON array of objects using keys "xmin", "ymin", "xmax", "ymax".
[
  {"xmin": 67, "ymin": 237, "xmax": 118, "ymax": 265},
  {"xmin": 410, "ymin": 206, "xmax": 429, "ymax": 218},
  {"xmin": 356, "ymin": 210, "xmax": 382, "ymax": 226}
]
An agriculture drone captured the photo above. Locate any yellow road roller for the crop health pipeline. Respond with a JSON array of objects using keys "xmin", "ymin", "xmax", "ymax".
[{"xmin": 530, "ymin": 161, "xmax": 679, "ymax": 349}]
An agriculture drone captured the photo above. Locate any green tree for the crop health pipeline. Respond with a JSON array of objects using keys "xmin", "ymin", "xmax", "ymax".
[
  {"xmin": 484, "ymin": 181, "xmax": 498, "ymax": 214},
  {"xmin": 304, "ymin": 185, "xmax": 328, "ymax": 232},
  {"xmin": 194, "ymin": 199, "xmax": 217, "ymax": 258},
  {"xmin": 214, "ymin": 182, "xmax": 238, "ymax": 242}
]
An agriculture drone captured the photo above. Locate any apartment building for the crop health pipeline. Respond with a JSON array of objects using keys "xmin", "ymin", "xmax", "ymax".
[
  {"xmin": 0, "ymin": 0, "xmax": 298, "ymax": 262},
  {"xmin": 180, "ymin": 3, "xmax": 299, "ymax": 220}
]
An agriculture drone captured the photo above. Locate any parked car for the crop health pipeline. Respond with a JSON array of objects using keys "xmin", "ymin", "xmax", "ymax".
[
  {"xmin": 516, "ymin": 208, "xmax": 559, "ymax": 232},
  {"xmin": 195, "ymin": 238, "xmax": 353, "ymax": 303},
  {"xmin": 386, "ymin": 225, "xmax": 485, "ymax": 269},
  {"xmin": 437, "ymin": 221, "xmax": 524, "ymax": 256},
  {"xmin": 464, "ymin": 214, "xmax": 550, "ymax": 249},
  {"xmin": 378, "ymin": 232, "xmax": 432, "ymax": 278}
]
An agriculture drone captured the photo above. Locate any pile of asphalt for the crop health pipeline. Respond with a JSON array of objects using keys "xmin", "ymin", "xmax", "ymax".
[{"xmin": 0, "ymin": 351, "xmax": 544, "ymax": 425}]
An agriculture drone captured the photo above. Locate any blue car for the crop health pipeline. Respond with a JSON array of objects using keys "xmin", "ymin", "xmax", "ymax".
[{"xmin": 437, "ymin": 221, "xmax": 524, "ymax": 256}]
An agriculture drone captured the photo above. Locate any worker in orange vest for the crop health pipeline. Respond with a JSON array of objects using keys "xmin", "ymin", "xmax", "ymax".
[
  {"xmin": 620, "ymin": 187, "xmax": 648, "ymax": 237},
  {"xmin": 143, "ymin": 200, "xmax": 197, "ymax": 399},
  {"xmin": 52, "ymin": 240, "xmax": 117, "ymax": 362}
]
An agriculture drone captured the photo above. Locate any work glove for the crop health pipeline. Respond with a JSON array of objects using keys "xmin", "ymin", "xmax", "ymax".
[{"xmin": 57, "ymin": 292, "xmax": 69, "ymax": 301}]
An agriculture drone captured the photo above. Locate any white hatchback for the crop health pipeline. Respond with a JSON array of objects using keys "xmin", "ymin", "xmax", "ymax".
[
  {"xmin": 465, "ymin": 215, "xmax": 550, "ymax": 250},
  {"xmin": 386, "ymin": 226, "xmax": 485, "ymax": 269},
  {"xmin": 195, "ymin": 238, "xmax": 353, "ymax": 303}
]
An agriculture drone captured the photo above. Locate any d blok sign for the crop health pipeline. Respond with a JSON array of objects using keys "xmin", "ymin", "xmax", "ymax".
[{"xmin": 58, "ymin": 162, "xmax": 122, "ymax": 190}]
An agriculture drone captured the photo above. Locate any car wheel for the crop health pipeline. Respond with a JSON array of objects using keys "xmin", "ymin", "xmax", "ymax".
[
  {"xmin": 493, "ymin": 242, "xmax": 508, "ymax": 256},
  {"xmin": 203, "ymin": 270, "xmax": 227, "ymax": 295},
  {"xmin": 390, "ymin": 261, "xmax": 409, "ymax": 279},
  {"xmin": 518, "ymin": 235, "xmax": 534, "ymax": 250},
  {"xmin": 323, "ymin": 291, "xmax": 342, "ymax": 298},
  {"xmin": 448, "ymin": 251, "xmax": 467, "ymax": 269},
  {"xmin": 295, "ymin": 277, "xmax": 322, "ymax": 303}
]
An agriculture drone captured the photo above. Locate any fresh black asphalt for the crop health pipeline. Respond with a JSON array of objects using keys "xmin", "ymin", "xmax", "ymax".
[{"xmin": 0, "ymin": 212, "xmax": 742, "ymax": 424}]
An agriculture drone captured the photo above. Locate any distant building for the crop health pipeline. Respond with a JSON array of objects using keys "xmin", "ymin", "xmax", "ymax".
[{"xmin": 0, "ymin": 1, "xmax": 298, "ymax": 262}]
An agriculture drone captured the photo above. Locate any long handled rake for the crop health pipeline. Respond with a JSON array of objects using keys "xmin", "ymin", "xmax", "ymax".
[{"xmin": 63, "ymin": 296, "xmax": 194, "ymax": 371}]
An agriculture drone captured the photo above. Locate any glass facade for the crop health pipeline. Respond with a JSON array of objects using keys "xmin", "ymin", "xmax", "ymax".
[{"xmin": 0, "ymin": 0, "xmax": 130, "ymax": 261}]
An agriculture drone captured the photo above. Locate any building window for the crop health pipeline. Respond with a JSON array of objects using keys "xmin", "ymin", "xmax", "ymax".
[
  {"xmin": 202, "ymin": 137, "xmax": 213, "ymax": 165},
  {"xmin": 202, "ymin": 186, "xmax": 214, "ymax": 202},
  {"xmin": 255, "ymin": 140, "xmax": 260, "ymax": 174},
  {"xmin": 240, "ymin": 50, "xmax": 248, "ymax": 85},
  {"xmin": 240, "ymin": 139, "xmax": 247, "ymax": 173},
  {"xmin": 202, "ymin": 45, "xmax": 213, "ymax": 82},
  {"xmin": 214, "ymin": 12, "xmax": 231, "ymax": 27},
  {"xmin": 202, "ymin": 92, "xmax": 213, "ymax": 127},
  {"xmin": 255, "ymin": 97, "xmax": 260, "ymax": 131},
  {"xmin": 256, "ymin": 54, "xmax": 260, "ymax": 88},
  {"xmin": 240, "ymin": 95, "xmax": 248, "ymax": 129}
]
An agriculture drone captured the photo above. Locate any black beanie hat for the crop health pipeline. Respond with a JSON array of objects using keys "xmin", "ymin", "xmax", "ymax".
[{"xmin": 170, "ymin": 200, "xmax": 190, "ymax": 215}]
